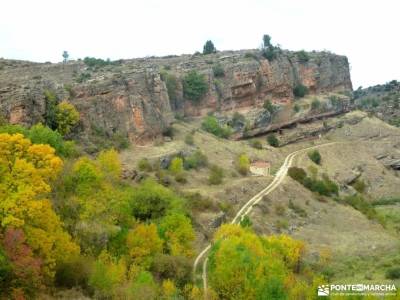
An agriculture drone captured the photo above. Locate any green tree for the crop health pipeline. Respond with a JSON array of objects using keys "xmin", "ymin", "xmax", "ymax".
[
  {"xmin": 293, "ymin": 84, "xmax": 308, "ymax": 98},
  {"xmin": 62, "ymin": 51, "xmax": 69, "ymax": 63},
  {"xmin": 308, "ymin": 150, "xmax": 321, "ymax": 165},
  {"xmin": 267, "ymin": 134, "xmax": 279, "ymax": 147},
  {"xmin": 183, "ymin": 71, "xmax": 208, "ymax": 103},
  {"xmin": 203, "ymin": 40, "xmax": 217, "ymax": 55}
]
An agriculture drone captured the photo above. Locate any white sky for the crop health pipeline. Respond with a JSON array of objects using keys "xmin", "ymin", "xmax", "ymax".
[{"xmin": 1, "ymin": 0, "xmax": 399, "ymax": 88}]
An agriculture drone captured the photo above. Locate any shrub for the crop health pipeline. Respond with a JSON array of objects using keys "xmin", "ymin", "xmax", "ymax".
[
  {"xmin": 288, "ymin": 200, "xmax": 307, "ymax": 217},
  {"xmin": 212, "ymin": 64, "xmax": 225, "ymax": 77},
  {"xmin": 130, "ymin": 179, "xmax": 184, "ymax": 220},
  {"xmin": 311, "ymin": 99, "xmax": 321, "ymax": 110},
  {"xmin": 386, "ymin": 267, "xmax": 400, "ymax": 279},
  {"xmin": 308, "ymin": 150, "xmax": 321, "ymax": 165},
  {"xmin": 203, "ymin": 40, "xmax": 217, "ymax": 55},
  {"xmin": 175, "ymin": 173, "xmax": 187, "ymax": 184},
  {"xmin": 288, "ymin": 167, "xmax": 307, "ymax": 183},
  {"xmin": 250, "ymin": 140, "xmax": 263, "ymax": 149},
  {"xmin": 27, "ymin": 123, "xmax": 66, "ymax": 156},
  {"xmin": 184, "ymin": 150, "xmax": 208, "ymax": 170},
  {"xmin": 160, "ymin": 71, "xmax": 178, "ymax": 102},
  {"xmin": 340, "ymin": 195, "xmax": 379, "ymax": 222},
  {"xmin": 208, "ymin": 165, "xmax": 224, "ymax": 185},
  {"xmin": 201, "ymin": 116, "xmax": 232, "ymax": 138},
  {"xmin": 0, "ymin": 124, "xmax": 28, "ymax": 135},
  {"xmin": 244, "ymin": 52, "xmax": 259, "ymax": 60},
  {"xmin": 293, "ymin": 103, "xmax": 300, "ymax": 113},
  {"xmin": 274, "ymin": 203, "xmax": 287, "ymax": 216},
  {"xmin": 76, "ymin": 72, "xmax": 91, "ymax": 83},
  {"xmin": 138, "ymin": 158, "xmax": 152, "ymax": 172},
  {"xmin": 293, "ymin": 84, "xmax": 308, "ymax": 98},
  {"xmin": 236, "ymin": 154, "xmax": 250, "ymax": 175},
  {"xmin": 169, "ymin": 157, "xmax": 183, "ymax": 175},
  {"xmin": 184, "ymin": 133, "xmax": 194, "ymax": 145},
  {"xmin": 83, "ymin": 57, "xmax": 112, "ymax": 68},
  {"xmin": 352, "ymin": 178, "xmax": 367, "ymax": 193},
  {"xmin": 296, "ymin": 50, "xmax": 310, "ymax": 62},
  {"xmin": 267, "ymin": 134, "xmax": 279, "ymax": 147},
  {"xmin": 151, "ymin": 254, "xmax": 192, "ymax": 287},
  {"xmin": 263, "ymin": 100, "xmax": 277, "ymax": 114},
  {"xmin": 182, "ymin": 71, "xmax": 208, "ymax": 103},
  {"xmin": 260, "ymin": 34, "xmax": 280, "ymax": 61},
  {"xmin": 288, "ymin": 167, "xmax": 338, "ymax": 197},
  {"xmin": 44, "ymin": 89, "xmax": 58, "ymax": 129},
  {"xmin": 231, "ymin": 112, "xmax": 246, "ymax": 128},
  {"xmin": 239, "ymin": 216, "xmax": 252, "ymax": 228}
]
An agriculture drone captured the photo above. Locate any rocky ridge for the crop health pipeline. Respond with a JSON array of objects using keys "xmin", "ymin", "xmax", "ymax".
[{"xmin": 0, "ymin": 49, "xmax": 352, "ymax": 143}]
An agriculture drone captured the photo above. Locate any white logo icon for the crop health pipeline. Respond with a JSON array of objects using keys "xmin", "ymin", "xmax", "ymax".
[{"xmin": 318, "ymin": 285, "xmax": 330, "ymax": 296}]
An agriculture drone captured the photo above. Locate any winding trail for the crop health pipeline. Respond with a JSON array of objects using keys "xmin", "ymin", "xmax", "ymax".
[{"xmin": 193, "ymin": 142, "xmax": 339, "ymax": 296}]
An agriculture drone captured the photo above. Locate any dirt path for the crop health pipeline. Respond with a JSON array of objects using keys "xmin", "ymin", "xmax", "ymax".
[{"xmin": 193, "ymin": 142, "xmax": 339, "ymax": 296}]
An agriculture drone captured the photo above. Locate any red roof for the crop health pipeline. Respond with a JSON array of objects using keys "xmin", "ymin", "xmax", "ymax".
[{"xmin": 251, "ymin": 161, "xmax": 270, "ymax": 168}]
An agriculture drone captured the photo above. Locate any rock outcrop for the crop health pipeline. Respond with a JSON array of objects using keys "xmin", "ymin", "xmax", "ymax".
[{"xmin": 0, "ymin": 49, "xmax": 352, "ymax": 143}]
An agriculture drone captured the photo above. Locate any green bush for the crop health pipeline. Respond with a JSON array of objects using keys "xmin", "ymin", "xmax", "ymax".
[
  {"xmin": 130, "ymin": 179, "xmax": 184, "ymax": 220},
  {"xmin": 293, "ymin": 103, "xmax": 300, "ymax": 113},
  {"xmin": 386, "ymin": 267, "xmax": 400, "ymax": 279},
  {"xmin": 288, "ymin": 167, "xmax": 307, "ymax": 183},
  {"xmin": 201, "ymin": 116, "xmax": 232, "ymax": 138},
  {"xmin": 184, "ymin": 150, "xmax": 208, "ymax": 170},
  {"xmin": 288, "ymin": 167, "xmax": 338, "ymax": 197},
  {"xmin": 203, "ymin": 40, "xmax": 217, "ymax": 55},
  {"xmin": 0, "ymin": 124, "xmax": 28, "ymax": 135},
  {"xmin": 293, "ymin": 84, "xmax": 308, "ymax": 98},
  {"xmin": 160, "ymin": 71, "xmax": 178, "ymax": 102},
  {"xmin": 352, "ymin": 178, "xmax": 367, "ymax": 193},
  {"xmin": 212, "ymin": 64, "xmax": 225, "ymax": 77},
  {"xmin": 184, "ymin": 133, "xmax": 194, "ymax": 145},
  {"xmin": 230, "ymin": 112, "xmax": 246, "ymax": 128},
  {"xmin": 83, "ymin": 57, "xmax": 112, "ymax": 68},
  {"xmin": 182, "ymin": 71, "xmax": 208, "ymax": 103},
  {"xmin": 138, "ymin": 158, "xmax": 152, "ymax": 172},
  {"xmin": 296, "ymin": 50, "xmax": 310, "ymax": 62},
  {"xmin": 244, "ymin": 52, "xmax": 259, "ymax": 60},
  {"xmin": 208, "ymin": 165, "xmax": 224, "ymax": 185},
  {"xmin": 239, "ymin": 216, "xmax": 252, "ymax": 228},
  {"xmin": 28, "ymin": 123, "xmax": 70, "ymax": 156},
  {"xmin": 267, "ymin": 134, "xmax": 279, "ymax": 147},
  {"xmin": 263, "ymin": 100, "xmax": 277, "ymax": 114},
  {"xmin": 76, "ymin": 72, "xmax": 91, "ymax": 83},
  {"xmin": 44, "ymin": 89, "xmax": 58, "ymax": 130},
  {"xmin": 311, "ymin": 99, "xmax": 321, "ymax": 110},
  {"xmin": 340, "ymin": 194, "xmax": 380, "ymax": 222},
  {"xmin": 250, "ymin": 140, "xmax": 263, "ymax": 149},
  {"xmin": 308, "ymin": 150, "xmax": 321, "ymax": 165}
]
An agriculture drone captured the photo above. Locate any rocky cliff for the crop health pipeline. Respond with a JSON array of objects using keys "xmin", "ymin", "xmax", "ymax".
[{"xmin": 0, "ymin": 49, "xmax": 352, "ymax": 143}]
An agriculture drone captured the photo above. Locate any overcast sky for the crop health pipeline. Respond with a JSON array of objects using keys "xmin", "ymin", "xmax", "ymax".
[{"xmin": 1, "ymin": 0, "xmax": 399, "ymax": 88}]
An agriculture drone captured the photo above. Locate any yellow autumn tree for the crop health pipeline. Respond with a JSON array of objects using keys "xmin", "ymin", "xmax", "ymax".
[
  {"xmin": 159, "ymin": 213, "xmax": 195, "ymax": 258},
  {"xmin": 0, "ymin": 133, "xmax": 79, "ymax": 280},
  {"xmin": 55, "ymin": 101, "xmax": 80, "ymax": 135},
  {"xmin": 126, "ymin": 223, "xmax": 163, "ymax": 268}
]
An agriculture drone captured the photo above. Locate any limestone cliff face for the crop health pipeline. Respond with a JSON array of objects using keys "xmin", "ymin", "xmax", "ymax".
[{"xmin": 0, "ymin": 49, "xmax": 352, "ymax": 142}]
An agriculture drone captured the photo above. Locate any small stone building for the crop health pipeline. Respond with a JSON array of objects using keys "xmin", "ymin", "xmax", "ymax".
[{"xmin": 250, "ymin": 160, "xmax": 270, "ymax": 176}]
